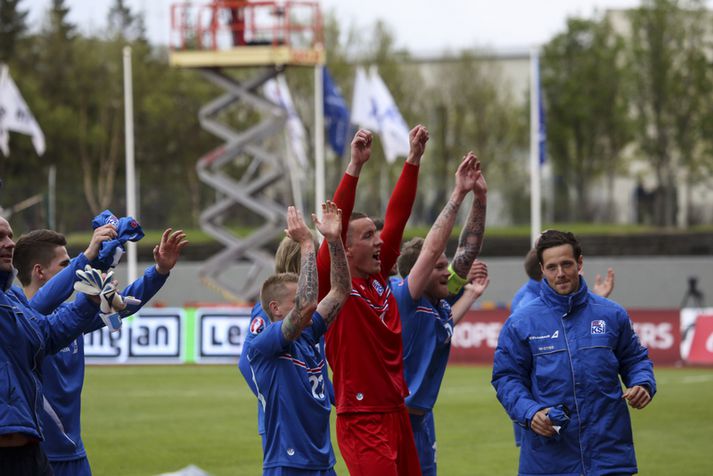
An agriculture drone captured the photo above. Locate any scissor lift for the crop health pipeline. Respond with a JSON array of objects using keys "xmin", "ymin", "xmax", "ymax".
[{"xmin": 170, "ymin": 1, "xmax": 324, "ymax": 301}]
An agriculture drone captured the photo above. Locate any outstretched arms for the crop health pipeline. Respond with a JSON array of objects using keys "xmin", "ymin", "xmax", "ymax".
[
  {"xmin": 407, "ymin": 152, "xmax": 478, "ymax": 300},
  {"xmin": 313, "ymin": 201, "xmax": 350, "ymax": 326},
  {"xmin": 281, "ymin": 207, "xmax": 318, "ymax": 341}
]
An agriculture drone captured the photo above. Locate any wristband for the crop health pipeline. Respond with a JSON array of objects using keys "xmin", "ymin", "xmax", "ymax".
[{"xmin": 447, "ymin": 264, "xmax": 469, "ymax": 295}]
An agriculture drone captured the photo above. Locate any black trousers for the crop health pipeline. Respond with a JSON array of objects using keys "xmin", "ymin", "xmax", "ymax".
[{"xmin": 0, "ymin": 443, "xmax": 54, "ymax": 476}]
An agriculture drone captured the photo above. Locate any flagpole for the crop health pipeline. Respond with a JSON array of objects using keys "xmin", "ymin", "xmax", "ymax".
[
  {"xmin": 123, "ymin": 46, "xmax": 137, "ymax": 283},
  {"xmin": 530, "ymin": 48, "xmax": 542, "ymax": 248},
  {"xmin": 314, "ymin": 64, "xmax": 325, "ymax": 223}
]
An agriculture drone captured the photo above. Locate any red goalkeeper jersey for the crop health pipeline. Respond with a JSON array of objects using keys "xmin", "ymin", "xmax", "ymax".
[{"xmin": 320, "ymin": 162, "xmax": 419, "ymax": 414}]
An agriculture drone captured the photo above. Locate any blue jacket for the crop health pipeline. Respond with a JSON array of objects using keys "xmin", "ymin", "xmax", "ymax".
[
  {"xmin": 0, "ymin": 269, "xmax": 99, "ymax": 440},
  {"xmin": 511, "ymin": 278, "xmax": 540, "ymax": 312},
  {"xmin": 492, "ymin": 277, "xmax": 656, "ymax": 476},
  {"xmin": 29, "ymin": 257, "xmax": 167, "ymax": 462}
]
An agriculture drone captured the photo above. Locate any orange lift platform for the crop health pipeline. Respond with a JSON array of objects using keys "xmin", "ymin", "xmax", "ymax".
[{"xmin": 170, "ymin": 1, "xmax": 325, "ymax": 302}]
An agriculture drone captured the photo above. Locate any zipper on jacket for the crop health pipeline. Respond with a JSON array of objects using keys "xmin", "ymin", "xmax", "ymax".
[{"xmin": 560, "ymin": 312, "xmax": 587, "ymax": 475}]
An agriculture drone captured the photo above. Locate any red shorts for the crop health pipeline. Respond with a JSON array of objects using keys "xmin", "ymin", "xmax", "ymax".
[{"xmin": 336, "ymin": 408, "xmax": 422, "ymax": 476}]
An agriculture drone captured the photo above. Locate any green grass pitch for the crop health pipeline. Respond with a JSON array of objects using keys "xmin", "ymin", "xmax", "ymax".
[{"xmin": 81, "ymin": 365, "xmax": 713, "ymax": 475}]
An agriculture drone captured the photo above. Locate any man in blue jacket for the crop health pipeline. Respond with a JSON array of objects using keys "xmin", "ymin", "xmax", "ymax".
[
  {"xmin": 0, "ymin": 216, "xmax": 102, "ymax": 474},
  {"xmin": 13, "ymin": 227, "xmax": 187, "ymax": 476},
  {"xmin": 493, "ymin": 230, "xmax": 655, "ymax": 476}
]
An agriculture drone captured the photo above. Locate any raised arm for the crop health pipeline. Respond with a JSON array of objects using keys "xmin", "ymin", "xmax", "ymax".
[
  {"xmin": 407, "ymin": 152, "xmax": 477, "ymax": 300},
  {"xmin": 451, "ymin": 157, "xmax": 487, "ymax": 280},
  {"xmin": 380, "ymin": 125, "xmax": 428, "ymax": 274},
  {"xmin": 30, "ymin": 224, "xmax": 116, "ymax": 314},
  {"xmin": 317, "ymin": 129, "xmax": 372, "ymax": 300},
  {"xmin": 313, "ymin": 201, "xmax": 350, "ymax": 326},
  {"xmin": 451, "ymin": 260, "xmax": 489, "ymax": 325},
  {"xmin": 82, "ymin": 229, "xmax": 189, "ymax": 334},
  {"xmin": 282, "ymin": 206, "xmax": 318, "ymax": 341}
]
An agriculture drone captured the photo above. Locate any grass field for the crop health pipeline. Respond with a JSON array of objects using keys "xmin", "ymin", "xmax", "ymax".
[{"xmin": 81, "ymin": 365, "xmax": 713, "ymax": 475}]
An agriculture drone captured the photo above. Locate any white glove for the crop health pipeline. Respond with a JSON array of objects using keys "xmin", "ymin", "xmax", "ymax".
[
  {"xmin": 99, "ymin": 280, "xmax": 122, "ymax": 333},
  {"xmin": 74, "ymin": 265, "xmax": 113, "ymax": 296}
]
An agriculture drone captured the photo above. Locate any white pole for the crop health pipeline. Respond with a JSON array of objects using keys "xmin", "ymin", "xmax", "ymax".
[
  {"xmin": 123, "ymin": 46, "xmax": 138, "ymax": 283},
  {"xmin": 314, "ymin": 64, "xmax": 325, "ymax": 222},
  {"xmin": 48, "ymin": 165, "xmax": 56, "ymax": 229},
  {"xmin": 529, "ymin": 48, "xmax": 542, "ymax": 248}
]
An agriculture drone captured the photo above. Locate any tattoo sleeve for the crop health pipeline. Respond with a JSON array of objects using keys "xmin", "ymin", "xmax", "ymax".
[
  {"xmin": 451, "ymin": 196, "xmax": 486, "ymax": 277},
  {"xmin": 281, "ymin": 243, "xmax": 318, "ymax": 341},
  {"xmin": 320, "ymin": 238, "xmax": 351, "ymax": 327}
]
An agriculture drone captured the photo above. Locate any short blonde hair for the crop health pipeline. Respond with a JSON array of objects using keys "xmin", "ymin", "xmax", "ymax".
[
  {"xmin": 274, "ymin": 234, "xmax": 318, "ymax": 274},
  {"xmin": 260, "ymin": 273, "xmax": 299, "ymax": 320}
]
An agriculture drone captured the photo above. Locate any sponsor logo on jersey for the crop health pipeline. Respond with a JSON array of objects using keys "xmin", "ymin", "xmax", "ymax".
[
  {"xmin": 591, "ymin": 320, "xmax": 606, "ymax": 334},
  {"xmin": 551, "ymin": 330, "xmax": 559, "ymax": 338},
  {"xmin": 250, "ymin": 317, "xmax": 265, "ymax": 335}
]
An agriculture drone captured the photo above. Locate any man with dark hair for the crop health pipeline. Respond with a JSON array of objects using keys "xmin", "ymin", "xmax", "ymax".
[
  {"xmin": 509, "ymin": 245, "xmax": 615, "ymax": 448},
  {"xmin": 493, "ymin": 229, "xmax": 656, "ymax": 476},
  {"xmin": 0, "ymin": 217, "xmax": 103, "ymax": 475},
  {"xmin": 246, "ymin": 202, "xmax": 350, "ymax": 475},
  {"xmin": 391, "ymin": 152, "xmax": 488, "ymax": 475},
  {"xmin": 316, "ymin": 126, "xmax": 427, "ymax": 475},
  {"xmin": 14, "ymin": 227, "xmax": 187, "ymax": 476}
]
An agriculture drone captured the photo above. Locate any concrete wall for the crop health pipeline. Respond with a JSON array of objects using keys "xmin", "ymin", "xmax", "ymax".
[{"xmin": 111, "ymin": 256, "xmax": 713, "ymax": 310}]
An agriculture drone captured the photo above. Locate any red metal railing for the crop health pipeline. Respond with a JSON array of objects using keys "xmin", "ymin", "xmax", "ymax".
[{"xmin": 170, "ymin": 1, "xmax": 323, "ymax": 51}]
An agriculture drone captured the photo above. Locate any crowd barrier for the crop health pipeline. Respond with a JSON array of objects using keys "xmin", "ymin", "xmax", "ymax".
[{"xmin": 84, "ymin": 307, "xmax": 713, "ymax": 366}]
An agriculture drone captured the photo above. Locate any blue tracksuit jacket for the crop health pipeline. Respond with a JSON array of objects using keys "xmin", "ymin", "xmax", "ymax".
[
  {"xmin": 0, "ymin": 269, "xmax": 99, "ymax": 440},
  {"xmin": 492, "ymin": 277, "xmax": 656, "ymax": 476}
]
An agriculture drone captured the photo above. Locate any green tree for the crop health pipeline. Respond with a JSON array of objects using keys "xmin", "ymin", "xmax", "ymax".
[
  {"xmin": 0, "ymin": 0, "xmax": 28, "ymax": 61},
  {"xmin": 627, "ymin": 0, "xmax": 713, "ymax": 226},
  {"xmin": 541, "ymin": 16, "xmax": 632, "ymax": 221}
]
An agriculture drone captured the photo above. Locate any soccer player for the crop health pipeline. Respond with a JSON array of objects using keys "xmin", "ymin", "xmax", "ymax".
[
  {"xmin": 239, "ymin": 233, "xmax": 334, "ymax": 453},
  {"xmin": 0, "ymin": 216, "xmax": 104, "ymax": 475},
  {"xmin": 391, "ymin": 151, "xmax": 488, "ymax": 475},
  {"xmin": 245, "ymin": 201, "xmax": 350, "ymax": 475},
  {"xmin": 317, "ymin": 125, "xmax": 428, "ymax": 475},
  {"xmin": 12, "ymin": 227, "xmax": 187, "ymax": 476},
  {"xmin": 492, "ymin": 230, "xmax": 655, "ymax": 476}
]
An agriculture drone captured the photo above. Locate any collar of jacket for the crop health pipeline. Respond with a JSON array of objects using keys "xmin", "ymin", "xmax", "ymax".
[
  {"xmin": 539, "ymin": 275, "xmax": 589, "ymax": 316},
  {"xmin": 0, "ymin": 268, "xmax": 17, "ymax": 292}
]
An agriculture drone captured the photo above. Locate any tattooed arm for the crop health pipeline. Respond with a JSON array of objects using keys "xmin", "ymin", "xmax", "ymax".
[
  {"xmin": 281, "ymin": 206, "xmax": 318, "ymax": 342},
  {"xmin": 406, "ymin": 152, "xmax": 479, "ymax": 300},
  {"xmin": 314, "ymin": 201, "xmax": 350, "ymax": 326},
  {"xmin": 451, "ymin": 158, "xmax": 487, "ymax": 279},
  {"xmin": 451, "ymin": 260, "xmax": 489, "ymax": 325}
]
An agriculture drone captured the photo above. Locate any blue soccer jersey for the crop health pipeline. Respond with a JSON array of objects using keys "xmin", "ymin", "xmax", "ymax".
[
  {"xmin": 239, "ymin": 303, "xmax": 269, "ymax": 438},
  {"xmin": 394, "ymin": 276, "xmax": 456, "ymax": 411},
  {"xmin": 246, "ymin": 312, "xmax": 335, "ymax": 471},
  {"xmin": 31, "ymin": 259, "xmax": 167, "ymax": 463}
]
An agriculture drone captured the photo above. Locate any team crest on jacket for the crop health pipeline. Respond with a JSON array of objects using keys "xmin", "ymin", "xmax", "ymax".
[
  {"xmin": 250, "ymin": 317, "xmax": 265, "ymax": 335},
  {"xmin": 372, "ymin": 279, "xmax": 384, "ymax": 296},
  {"xmin": 591, "ymin": 320, "xmax": 606, "ymax": 334}
]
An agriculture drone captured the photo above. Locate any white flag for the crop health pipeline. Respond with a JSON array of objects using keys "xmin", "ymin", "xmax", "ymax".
[
  {"xmin": 350, "ymin": 67, "xmax": 410, "ymax": 163},
  {"xmin": 0, "ymin": 65, "xmax": 45, "ymax": 156},
  {"xmin": 350, "ymin": 67, "xmax": 380, "ymax": 131},
  {"xmin": 263, "ymin": 75, "xmax": 308, "ymax": 167},
  {"xmin": 367, "ymin": 67, "xmax": 410, "ymax": 163}
]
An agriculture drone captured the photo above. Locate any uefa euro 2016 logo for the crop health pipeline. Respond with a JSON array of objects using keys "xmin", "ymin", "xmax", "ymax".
[{"xmin": 591, "ymin": 320, "xmax": 606, "ymax": 335}]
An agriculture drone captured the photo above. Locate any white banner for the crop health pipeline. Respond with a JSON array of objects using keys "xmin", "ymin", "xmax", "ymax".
[
  {"xmin": 0, "ymin": 64, "xmax": 45, "ymax": 156},
  {"xmin": 85, "ymin": 308, "xmax": 184, "ymax": 364}
]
